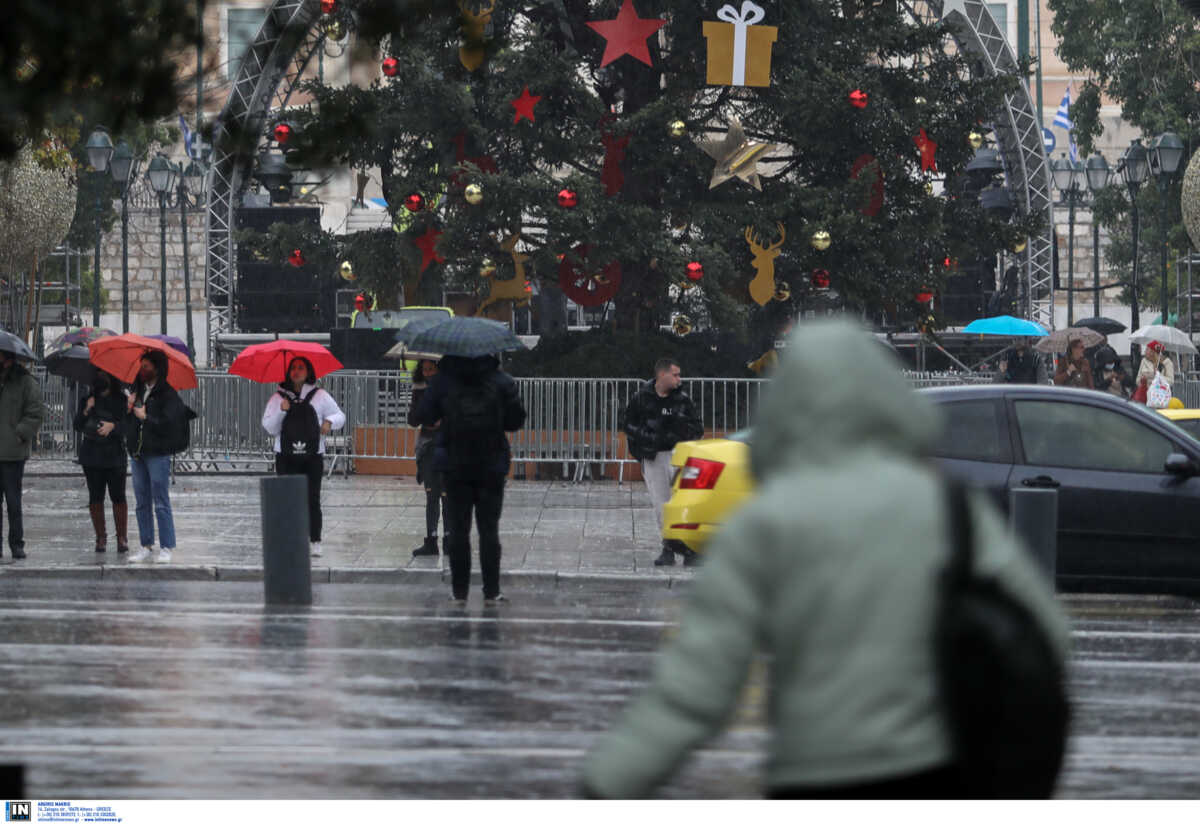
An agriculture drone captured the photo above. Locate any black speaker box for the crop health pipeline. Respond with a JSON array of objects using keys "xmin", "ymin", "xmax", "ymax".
[
  {"xmin": 235, "ymin": 206, "xmax": 320, "ymax": 260},
  {"xmin": 239, "ymin": 262, "xmax": 321, "ymax": 293},
  {"xmin": 329, "ymin": 328, "xmax": 400, "ymax": 370},
  {"xmin": 239, "ymin": 291, "xmax": 328, "ymax": 333}
]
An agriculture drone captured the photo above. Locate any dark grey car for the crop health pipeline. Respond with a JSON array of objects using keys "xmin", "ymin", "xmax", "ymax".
[{"xmin": 922, "ymin": 385, "xmax": 1200, "ymax": 595}]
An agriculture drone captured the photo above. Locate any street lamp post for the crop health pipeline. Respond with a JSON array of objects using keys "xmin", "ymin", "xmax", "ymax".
[
  {"xmin": 1119, "ymin": 139, "xmax": 1150, "ymax": 364},
  {"xmin": 84, "ymin": 128, "xmax": 114, "ymax": 328},
  {"xmin": 1050, "ymin": 154, "xmax": 1085, "ymax": 327},
  {"xmin": 1149, "ymin": 132, "xmax": 1185, "ymax": 326},
  {"xmin": 179, "ymin": 160, "xmax": 204, "ymax": 360},
  {"xmin": 109, "ymin": 141, "xmax": 136, "ymax": 333},
  {"xmin": 1084, "ymin": 154, "xmax": 1111, "ymax": 318},
  {"xmin": 147, "ymin": 154, "xmax": 178, "ymax": 335}
]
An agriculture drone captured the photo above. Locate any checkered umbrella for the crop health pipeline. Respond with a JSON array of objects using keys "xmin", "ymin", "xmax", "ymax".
[{"xmin": 404, "ymin": 317, "xmax": 525, "ymax": 357}]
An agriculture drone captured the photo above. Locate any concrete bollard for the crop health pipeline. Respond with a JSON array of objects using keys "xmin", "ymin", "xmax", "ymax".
[
  {"xmin": 261, "ymin": 475, "xmax": 312, "ymax": 606},
  {"xmin": 1009, "ymin": 486, "xmax": 1058, "ymax": 585}
]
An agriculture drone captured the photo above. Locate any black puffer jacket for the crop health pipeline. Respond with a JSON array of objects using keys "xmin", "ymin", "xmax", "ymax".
[
  {"xmin": 412, "ymin": 355, "xmax": 526, "ymax": 477},
  {"xmin": 623, "ymin": 379, "xmax": 703, "ymax": 461},
  {"xmin": 73, "ymin": 390, "xmax": 127, "ymax": 468},
  {"xmin": 124, "ymin": 380, "xmax": 186, "ymax": 457}
]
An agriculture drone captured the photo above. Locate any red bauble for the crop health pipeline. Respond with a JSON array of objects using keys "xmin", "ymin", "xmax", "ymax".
[
  {"xmin": 320, "ymin": 0, "xmax": 337, "ymax": 12},
  {"xmin": 557, "ymin": 188, "xmax": 579, "ymax": 208},
  {"xmin": 849, "ymin": 89, "xmax": 869, "ymax": 109},
  {"xmin": 272, "ymin": 123, "xmax": 292, "ymax": 144},
  {"xmin": 404, "ymin": 193, "xmax": 424, "ymax": 213},
  {"xmin": 288, "ymin": 249, "xmax": 306, "ymax": 267},
  {"xmin": 382, "ymin": 57, "xmax": 400, "ymax": 77},
  {"xmin": 811, "ymin": 269, "xmax": 831, "ymax": 290},
  {"xmin": 915, "ymin": 289, "xmax": 935, "ymax": 303},
  {"xmin": 685, "ymin": 261, "xmax": 704, "ymax": 281}
]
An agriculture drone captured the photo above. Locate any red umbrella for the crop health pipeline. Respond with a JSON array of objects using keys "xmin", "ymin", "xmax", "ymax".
[
  {"xmin": 88, "ymin": 333, "xmax": 198, "ymax": 391},
  {"xmin": 229, "ymin": 340, "xmax": 343, "ymax": 384}
]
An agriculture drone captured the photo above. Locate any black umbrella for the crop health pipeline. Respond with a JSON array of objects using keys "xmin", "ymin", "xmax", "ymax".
[
  {"xmin": 44, "ymin": 345, "xmax": 98, "ymax": 384},
  {"xmin": 1072, "ymin": 316, "xmax": 1126, "ymax": 336},
  {"xmin": 0, "ymin": 330, "xmax": 35, "ymax": 361}
]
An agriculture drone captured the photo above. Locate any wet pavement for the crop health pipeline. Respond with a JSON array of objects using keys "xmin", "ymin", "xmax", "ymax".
[
  {"xmin": 1, "ymin": 578, "xmax": 1198, "ymax": 799},
  {"xmin": 0, "ymin": 472, "xmax": 687, "ymax": 584}
]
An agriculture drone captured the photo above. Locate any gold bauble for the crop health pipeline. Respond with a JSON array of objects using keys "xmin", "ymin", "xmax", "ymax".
[
  {"xmin": 668, "ymin": 119, "xmax": 686, "ymax": 138},
  {"xmin": 810, "ymin": 229, "xmax": 832, "ymax": 251},
  {"xmin": 1011, "ymin": 238, "xmax": 1028, "ymax": 254},
  {"xmin": 968, "ymin": 131, "xmax": 984, "ymax": 150},
  {"xmin": 774, "ymin": 282, "xmax": 791, "ymax": 301},
  {"xmin": 672, "ymin": 315, "xmax": 693, "ymax": 335},
  {"xmin": 914, "ymin": 96, "xmax": 927, "ymax": 106},
  {"xmin": 339, "ymin": 260, "xmax": 355, "ymax": 281},
  {"xmin": 322, "ymin": 18, "xmax": 346, "ymax": 40},
  {"xmin": 924, "ymin": 181, "xmax": 934, "ymax": 195},
  {"xmin": 464, "ymin": 183, "xmax": 484, "ymax": 205},
  {"xmin": 479, "ymin": 257, "xmax": 497, "ymax": 277}
]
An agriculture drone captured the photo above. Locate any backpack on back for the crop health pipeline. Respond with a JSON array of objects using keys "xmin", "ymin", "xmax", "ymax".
[
  {"xmin": 279, "ymin": 389, "xmax": 321, "ymax": 456},
  {"xmin": 935, "ymin": 481, "xmax": 1069, "ymax": 798},
  {"xmin": 443, "ymin": 378, "xmax": 503, "ymax": 469}
]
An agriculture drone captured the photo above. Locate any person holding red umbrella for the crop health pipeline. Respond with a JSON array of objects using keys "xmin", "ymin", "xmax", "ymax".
[{"xmin": 260, "ymin": 355, "xmax": 345, "ymax": 558}]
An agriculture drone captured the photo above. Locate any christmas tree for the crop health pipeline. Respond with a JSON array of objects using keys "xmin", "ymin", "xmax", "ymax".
[{"xmin": 268, "ymin": 0, "xmax": 1035, "ymax": 341}]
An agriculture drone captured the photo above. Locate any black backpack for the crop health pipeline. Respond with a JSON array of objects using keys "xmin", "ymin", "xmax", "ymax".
[
  {"xmin": 169, "ymin": 403, "xmax": 197, "ymax": 454},
  {"xmin": 279, "ymin": 389, "xmax": 321, "ymax": 457},
  {"xmin": 443, "ymin": 378, "xmax": 503, "ymax": 468},
  {"xmin": 935, "ymin": 481, "xmax": 1069, "ymax": 798}
]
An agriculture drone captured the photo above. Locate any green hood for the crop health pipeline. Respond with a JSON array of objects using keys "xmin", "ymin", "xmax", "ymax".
[{"xmin": 749, "ymin": 320, "xmax": 944, "ymax": 480}]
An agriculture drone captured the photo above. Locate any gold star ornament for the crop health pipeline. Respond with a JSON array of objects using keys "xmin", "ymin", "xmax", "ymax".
[{"xmin": 699, "ymin": 117, "xmax": 776, "ymax": 190}]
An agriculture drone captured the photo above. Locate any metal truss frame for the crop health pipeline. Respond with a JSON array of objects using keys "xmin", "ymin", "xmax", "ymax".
[{"xmin": 203, "ymin": 0, "xmax": 324, "ymax": 365}]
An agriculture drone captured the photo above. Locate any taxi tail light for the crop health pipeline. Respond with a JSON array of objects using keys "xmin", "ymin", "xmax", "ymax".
[{"xmin": 678, "ymin": 457, "xmax": 724, "ymax": 489}]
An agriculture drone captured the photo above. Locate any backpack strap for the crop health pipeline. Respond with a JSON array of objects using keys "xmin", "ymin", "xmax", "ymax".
[{"xmin": 945, "ymin": 479, "xmax": 974, "ymax": 587}]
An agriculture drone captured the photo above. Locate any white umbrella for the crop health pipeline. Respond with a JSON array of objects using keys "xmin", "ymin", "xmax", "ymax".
[
  {"xmin": 1128, "ymin": 325, "xmax": 1199, "ymax": 355},
  {"xmin": 1033, "ymin": 326, "xmax": 1103, "ymax": 354}
]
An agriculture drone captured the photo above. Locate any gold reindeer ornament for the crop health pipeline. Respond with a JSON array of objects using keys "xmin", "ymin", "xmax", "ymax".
[
  {"xmin": 745, "ymin": 222, "xmax": 786, "ymax": 306},
  {"xmin": 458, "ymin": 0, "xmax": 496, "ymax": 72},
  {"xmin": 477, "ymin": 234, "xmax": 532, "ymax": 315}
]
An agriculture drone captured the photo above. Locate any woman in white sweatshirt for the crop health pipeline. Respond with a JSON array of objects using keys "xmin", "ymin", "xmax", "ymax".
[{"xmin": 261, "ymin": 357, "xmax": 346, "ymax": 557}]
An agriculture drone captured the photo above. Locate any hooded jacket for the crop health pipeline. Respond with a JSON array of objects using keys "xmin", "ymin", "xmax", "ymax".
[
  {"xmin": 623, "ymin": 379, "xmax": 703, "ymax": 460},
  {"xmin": 0, "ymin": 362, "xmax": 44, "ymax": 461},
  {"xmin": 583, "ymin": 320, "xmax": 1069, "ymax": 797},
  {"xmin": 412, "ymin": 355, "xmax": 526, "ymax": 476},
  {"xmin": 124, "ymin": 379, "xmax": 186, "ymax": 458}
]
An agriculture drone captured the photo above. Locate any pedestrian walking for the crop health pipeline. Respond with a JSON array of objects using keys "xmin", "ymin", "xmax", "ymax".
[
  {"xmin": 583, "ymin": 321, "xmax": 1069, "ymax": 799},
  {"xmin": 412, "ymin": 354, "xmax": 526, "ymax": 604},
  {"xmin": 261, "ymin": 356, "xmax": 346, "ymax": 558},
  {"xmin": 623, "ymin": 358, "xmax": 703, "ymax": 566},
  {"xmin": 0, "ymin": 346, "xmax": 44, "ymax": 559},
  {"xmin": 408, "ymin": 358, "xmax": 446, "ymax": 558},
  {"xmin": 72, "ymin": 370, "xmax": 128, "ymax": 554},
  {"xmin": 125, "ymin": 350, "xmax": 191, "ymax": 564}
]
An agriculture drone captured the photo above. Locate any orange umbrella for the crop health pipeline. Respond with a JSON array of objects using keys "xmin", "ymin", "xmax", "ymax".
[{"xmin": 88, "ymin": 333, "xmax": 198, "ymax": 390}]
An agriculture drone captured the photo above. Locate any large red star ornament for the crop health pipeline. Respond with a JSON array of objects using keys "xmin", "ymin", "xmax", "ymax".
[
  {"xmin": 913, "ymin": 128, "xmax": 938, "ymax": 173},
  {"xmin": 510, "ymin": 86, "xmax": 542, "ymax": 124},
  {"xmin": 586, "ymin": 0, "xmax": 667, "ymax": 68},
  {"xmin": 414, "ymin": 226, "xmax": 445, "ymax": 272}
]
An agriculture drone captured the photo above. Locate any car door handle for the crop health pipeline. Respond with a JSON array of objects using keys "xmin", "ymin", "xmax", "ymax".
[{"xmin": 1021, "ymin": 474, "xmax": 1061, "ymax": 489}]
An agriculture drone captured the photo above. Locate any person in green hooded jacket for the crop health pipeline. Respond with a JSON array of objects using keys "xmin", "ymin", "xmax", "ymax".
[
  {"xmin": 0, "ymin": 348, "xmax": 44, "ymax": 559},
  {"xmin": 582, "ymin": 320, "xmax": 1069, "ymax": 799}
]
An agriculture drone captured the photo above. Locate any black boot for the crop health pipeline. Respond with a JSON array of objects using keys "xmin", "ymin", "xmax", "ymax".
[
  {"xmin": 653, "ymin": 543, "xmax": 675, "ymax": 566},
  {"xmin": 681, "ymin": 547, "xmax": 702, "ymax": 567},
  {"xmin": 412, "ymin": 536, "xmax": 439, "ymax": 557}
]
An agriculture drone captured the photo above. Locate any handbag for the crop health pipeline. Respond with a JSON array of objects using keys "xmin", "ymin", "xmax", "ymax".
[
  {"xmin": 1131, "ymin": 382, "xmax": 1148, "ymax": 404},
  {"xmin": 1147, "ymin": 372, "xmax": 1172, "ymax": 409}
]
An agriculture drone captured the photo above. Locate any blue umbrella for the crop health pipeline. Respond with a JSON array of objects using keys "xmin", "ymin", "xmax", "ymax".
[
  {"xmin": 405, "ymin": 316, "xmax": 525, "ymax": 358},
  {"xmin": 962, "ymin": 315, "xmax": 1048, "ymax": 337}
]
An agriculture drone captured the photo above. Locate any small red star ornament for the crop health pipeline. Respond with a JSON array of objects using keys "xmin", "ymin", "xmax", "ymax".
[
  {"xmin": 913, "ymin": 128, "xmax": 938, "ymax": 173},
  {"xmin": 586, "ymin": 0, "xmax": 667, "ymax": 68},
  {"xmin": 414, "ymin": 226, "xmax": 445, "ymax": 272},
  {"xmin": 510, "ymin": 86, "xmax": 542, "ymax": 124}
]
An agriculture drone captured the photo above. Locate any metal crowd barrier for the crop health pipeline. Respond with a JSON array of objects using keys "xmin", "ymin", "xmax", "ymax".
[{"xmin": 29, "ymin": 368, "xmax": 998, "ymax": 476}]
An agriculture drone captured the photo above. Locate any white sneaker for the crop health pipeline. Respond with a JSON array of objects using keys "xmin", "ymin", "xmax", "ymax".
[
  {"xmin": 128, "ymin": 546, "xmax": 153, "ymax": 563},
  {"xmin": 310, "ymin": 542, "xmax": 322, "ymax": 557},
  {"xmin": 155, "ymin": 548, "xmax": 172, "ymax": 564}
]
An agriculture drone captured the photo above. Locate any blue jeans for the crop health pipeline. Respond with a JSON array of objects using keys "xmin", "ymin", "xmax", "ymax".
[{"xmin": 130, "ymin": 455, "xmax": 175, "ymax": 549}]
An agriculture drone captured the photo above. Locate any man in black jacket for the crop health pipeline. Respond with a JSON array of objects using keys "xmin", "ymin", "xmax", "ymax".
[
  {"xmin": 125, "ymin": 350, "xmax": 186, "ymax": 564},
  {"xmin": 413, "ymin": 354, "xmax": 526, "ymax": 604},
  {"xmin": 624, "ymin": 358, "xmax": 704, "ymax": 567},
  {"xmin": 998, "ymin": 338, "xmax": 1041, "ymax": 384}
]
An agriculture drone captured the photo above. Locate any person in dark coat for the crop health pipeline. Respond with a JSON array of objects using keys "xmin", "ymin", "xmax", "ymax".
[
  {"xmin": 0, "ymin": 350, "xmax": 44, "ymax": 559},
  {"xmin": 407, "ymin": 358, "xmax": 445, "ymax": 558},
  {"xmin": 124, "ymin": 350, "xmax": 185, "ymax": 564},
  {"xmin": 623, "ymin": 358, "xmax": 704, "ymax": 566},
  {"xmin": 412, "ymin": 354, "xmax": 526, "ymax": 604},
  {"xmin": 998, "ymin": 338, "xmax": 1041, "ymax": 384},
  {"xmin": 72, "ymin": 370, "xmax": 128, "ymax": 554}
]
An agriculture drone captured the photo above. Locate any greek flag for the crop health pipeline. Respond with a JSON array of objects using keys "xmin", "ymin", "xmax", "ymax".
[
  {"xmin": 1052, "ymin": 85, "xmax": 1072, "ymax": 130},
  {"xmin": 179, "ymin": 114, "xmax": 193, "ymax": 159}
]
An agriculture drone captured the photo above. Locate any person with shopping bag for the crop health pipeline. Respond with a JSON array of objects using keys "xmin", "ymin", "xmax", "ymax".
[{"xmin": 1133, "ymin": 341, "xmax": 1174, "ymax": 405}]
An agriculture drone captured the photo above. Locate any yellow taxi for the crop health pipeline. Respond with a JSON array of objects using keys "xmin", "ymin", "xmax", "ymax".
[
  {"xmin": 1158, "ymin": 405, "xmax": 1200, "ymax": 441},
  {"xmin": 661, "ymin": 430, "xmax": 754, "ymax": 554}
]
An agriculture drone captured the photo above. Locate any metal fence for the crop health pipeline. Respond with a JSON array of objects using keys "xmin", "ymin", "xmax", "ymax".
[{"xmin": 28, "ymin": 369, "xmax": 998, "ymax": 476}]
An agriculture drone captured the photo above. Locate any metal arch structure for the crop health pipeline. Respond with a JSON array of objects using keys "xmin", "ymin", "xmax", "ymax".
[
  {"xmin": 902, "ymin": 0, "xmax": 1056, "ymax": 329},
  {"xmin": 204, "ymin": 0, "xmax": 325, "ymax": 365}
]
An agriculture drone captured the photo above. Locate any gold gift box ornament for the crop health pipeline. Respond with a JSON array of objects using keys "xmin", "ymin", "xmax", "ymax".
[{"xmin": 703, "ymin": 1, "xmax": 777, "ymax": 87}]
